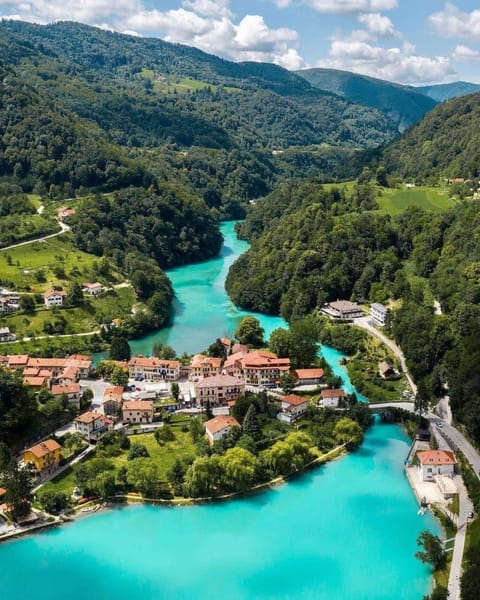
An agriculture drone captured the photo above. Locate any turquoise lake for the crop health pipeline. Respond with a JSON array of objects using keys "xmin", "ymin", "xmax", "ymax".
[
  {"xmin": 0, "ymin": 423, "xmax": 437, "ymax": 600},
  {"xmin": 0, "ymin": 220, "xmax": 439, "ymax": 598}
]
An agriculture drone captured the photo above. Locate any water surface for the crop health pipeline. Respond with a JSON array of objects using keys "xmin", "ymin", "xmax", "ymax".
[{"xmin": 0, "ymin": 423, "xmax": 437, "ymax": 600}]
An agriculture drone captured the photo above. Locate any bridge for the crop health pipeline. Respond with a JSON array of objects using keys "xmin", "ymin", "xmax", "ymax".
[{"xmin": 367, "ymin": 402, "xmax": 415, "ymax": 413}]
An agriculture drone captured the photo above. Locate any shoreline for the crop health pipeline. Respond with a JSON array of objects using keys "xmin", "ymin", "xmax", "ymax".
[{"xmin": 0, "ymin": 444, "xmax": 347, "ymax": 544}]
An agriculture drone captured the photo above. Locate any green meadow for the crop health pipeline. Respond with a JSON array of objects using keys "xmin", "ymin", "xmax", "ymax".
[{"xmin": 375, "ymin": 185, "xmax": 456, "ymax": 215}]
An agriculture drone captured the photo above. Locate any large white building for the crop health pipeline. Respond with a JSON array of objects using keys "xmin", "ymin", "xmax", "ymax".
[
  {"xmin": 194, "ymin": 374, "xmax": 245, "ymax": 407},
  {"xmin": 128, "ymin": 357, "xmax": 180, "ymax": 381},
  {"xmin": 417, "ymin": 450, "xmax": 457, "ymax": 482},
  {"xmin": 277, "ymin": 394, "xmax": 309, "ymax": 424},
  {"xmin": 321, "ymin": 300, "xmax": 364, "ymax": 321},
  {"xmin": 74, "ymin": 411, "xmax": 112, "ymax": 441},
  {"xmin": 370, "ymin": 303, "xmax": 388, "ymax": 327}
]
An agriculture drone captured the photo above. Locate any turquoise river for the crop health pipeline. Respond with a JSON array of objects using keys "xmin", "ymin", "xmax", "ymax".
[{"xmin": 0, "ymin": 221, "xmax": 439, "ymax": 599}]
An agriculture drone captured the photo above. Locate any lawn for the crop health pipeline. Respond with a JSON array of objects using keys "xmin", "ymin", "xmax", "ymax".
[
  {"xmin": 40, "ymin": 467, "xmax": 76, "ymax": 497},
  {"xmin": 375, "ymin": 185, "xmax": 456, "ymax": 215},
  {"xmin": 138, "ymin": 69, "xmax": 240, "ymax": 94},
  {"xmin": 0, "ymin": 235, "xmax": 110, "ymax": 292},
  {"xmin": 1, "ymin": 286, "xmax": 136, "ymax": 338}
]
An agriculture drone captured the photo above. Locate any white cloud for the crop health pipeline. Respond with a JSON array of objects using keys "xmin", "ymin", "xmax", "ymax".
[
  {"xmin": 358, "ymin": 13, "xmax": 398, "ymax": 38},
  {"xmin": 305, "ymin": 0, "xmax": 397, "ymax": 14},
  {"xmin": 428, "ymin": 3, "xmax": 480, "ymax": 41},
  {"xmin": 183, "ymin": 0, "xmax": 232, "ymax": 18},
  {"xmin": 453, "ymin": 45, "xmax": 480, "ymax": 61},
  {"xmin": 274, "ymin": 0, "xmax": 293, "ymax": 7},
  {"xmin": 318, "ymin": 35, "xmax": 453, "ymax": 84}
]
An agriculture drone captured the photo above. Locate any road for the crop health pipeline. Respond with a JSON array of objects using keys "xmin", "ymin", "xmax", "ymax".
[
  {"xmin": 353, "ymin": 317, "xmax": 417, "ymax": 395},
  {"xmin": 0, "ymin": 220, "xmax": 71, "ymax": 252}
]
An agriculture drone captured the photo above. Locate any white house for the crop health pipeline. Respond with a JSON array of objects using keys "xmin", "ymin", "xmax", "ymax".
[
  {"xmin": 417, "ymin": 450, "xmax": 457, "ymax": 482},
  {"xmin": 44, "ymin": 289, "xmax": 66, "ymax": 307},
  {"xmin": 51, "ymin": 382, "xmax": 82, "ymax": 408},
  {"xmin": 194, "ymin": 374, "xmax": 245, "ymax": 407},
  {"xmin": 82, "ymin": 282, "xmax": 103, "ymax": 296},
  {"xmin": 0, "ymin": 327, "xmax": 16, "ymax": 342},
  {"xmin": 277, "ymin": 394, "xmax": 309, "ymax": 424},
  {"xmin": 370, "ymin": 303, "xmax": 388, "ymax": 326},
  {"xmin": 122, "ymin": 400, "xmax": 154, "ymax": 424},
  {"xmin": 128, "ymin": 357, "xmax": 180, "ymax": 382},
  {"xmin": 74, "ymin": 411, "xmax": 113, "ymax": 441},
  {"xmin": 294, "ymin": 368, "xmax": 324, "ymax": 386},
  {"xmin": 205, "ymin": 415, "xmax": 240, "ymax": 445},
  {"xmin": 321, "ymin": 300, "xmax": 364, "ymax": 320},
  {"xmin": 320, "ymin": 388, "xmax": 347, "ymax": 408}
]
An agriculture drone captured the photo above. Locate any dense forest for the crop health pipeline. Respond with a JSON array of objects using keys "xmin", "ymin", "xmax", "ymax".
[
  {"xmin": 382, "ymin": 91, "xmax": 480, "ymax": 180},
  {"xmin": 298, "ymin": 68, "xmax": 436, "ymax": 131}
]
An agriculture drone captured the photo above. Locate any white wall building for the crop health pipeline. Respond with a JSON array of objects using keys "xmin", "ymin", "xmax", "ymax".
[
  {"xmin": 417, "ymin": 450, "xmax": 457, "ymax": 482},
  {"xmin": 370, "ymin": 303, "xmax": 388, "ymax": 326},
  {"xmin": 205, "ymin": 415, "xmax": 240, "ymax": 445},
  {"xmin": 44, "ymin": 289, "xmax": 66, "ymax": 307}
]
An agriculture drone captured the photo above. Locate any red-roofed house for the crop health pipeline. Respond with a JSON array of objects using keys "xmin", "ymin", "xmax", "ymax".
[
  {"xmin": 23, "ymin": 375, "xmax": 47, "ymax": 388},
  {"xmin": 417, "ymin": 450, "xmax": 457, "ymax": 482},
  {"xmin": 320, "ymin": 388, "xmax": 347, "ymax": 408},
  {"xmin": 205, "ymin": 415, "xmax": 240, "ymax": 445},
  {"xmin": 51, "ymin": 383, "xmax": 82, "ymax": 407},
  {"xmin": 7, "ymin": 354, "xmax": 29, "ymax": 370},
  {"xmin": 74, "ymin": 411, "xmax": 113, "ymax": 441},
  {"xmin": 240, "ymin": 350, "xmax": 290, "ymax": 386},
  {"xmin": 44, "ymin": 289, "xmax": 66, "ymax": 308},
  {"xmin": 294, "ymin": 368, "xmax": 324, "ymax": 386},
  {"xmin": 194, "ymin": 374, "xmax": 245, "ymax": 407},
  {"xmin": 122, "ymin": 400, "xmax": 154, "ymax": 424},
  {"xmin": 278, "ymin": 394, "xmax": 309, "ymax": 424},
  {"xmin": 128, "ymin": 356, "xmax": 180, "ymax": 381},
  {"xmin": 189, "ymin": 354, "xmax": 222, "ymax": 381},
  {"xmin": 103, "ymin": 386, "xmax": 124, "ymax": 417},
  {"xmin": 23, "ymin": 439, "xmax": 61, "ymax": 474}
]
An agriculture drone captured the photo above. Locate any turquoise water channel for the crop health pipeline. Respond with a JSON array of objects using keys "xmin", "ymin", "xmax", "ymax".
[
  {"xmin": 0, "ymin": 423, "xmax": 438, "ymax": 600},
  {"xmin": 0, "ymin": 220, "xmax": 439, "ymax": 598}
]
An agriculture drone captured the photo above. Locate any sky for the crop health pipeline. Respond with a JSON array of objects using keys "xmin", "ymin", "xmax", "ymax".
[{"xmin": 1, "ymin": 1, "xmax": 480, "ymax": 85}]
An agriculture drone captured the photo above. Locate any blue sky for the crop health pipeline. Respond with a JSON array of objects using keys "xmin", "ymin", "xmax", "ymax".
[{"xmin": 2, "ymin": 1, "xmax": 480, "ymax": 84}]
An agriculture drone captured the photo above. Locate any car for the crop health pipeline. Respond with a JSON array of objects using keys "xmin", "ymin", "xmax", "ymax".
[
  {"xmin": 468, "ymin": 511, "xmax": 474, "ymax": 519},
  {"xmin": 436, "ymin": 422, "xmax": 444, "ymax": 428}
]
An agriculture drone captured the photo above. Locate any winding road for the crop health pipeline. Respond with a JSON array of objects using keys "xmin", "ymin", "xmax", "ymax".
[{"xmin": 0, "ymin": 220, "xmax": 71, "ymax": 252}]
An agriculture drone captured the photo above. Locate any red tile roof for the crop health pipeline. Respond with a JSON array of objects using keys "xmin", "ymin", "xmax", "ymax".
[
  {"xmin": 295, "ymin": 368, "xmax": 325, "ymax": 379},
  {"xmin": 321, "ymin": 388, "xmax": 346, "ymax": 398},
  {"xmin": 25, "ymin": 439, "xmax": 61, "ymax": 459},
  {"xmin": 123, "ymin": 400, "xmax": 153, "ymax": 411},
  {"xmin": 195, "ymin": 374, "xmax": 243, "ymax": 388},
  {"xmin": 282, "ymin": 394, "xmax": 308, "ymax": 406},
  {"xmin": 51, "ymin": 383, "xmax": 81, "ymax": 396},
  {"xmin": 205, "ymin": 415, "xmax": 240, "ymax": 435},
  {"xmin": 75, "ymin": 411, "xmax": 103, "ymax": 424},
  {"xmin": 418, "ymin": 450, "xmax": 457, "ymax": 466}
]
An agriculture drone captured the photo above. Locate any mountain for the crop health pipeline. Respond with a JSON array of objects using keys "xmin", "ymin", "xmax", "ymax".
[
  {"xmin": 296, "ymin": 68, "xmax": 437, "ymax": 132},
  {"xmin": 417, "ymin": 81, "xmax": 480, "ymax": 102},
  {"xmin": 0, "ymin": 20, "xmax": 396, "ymax": 153},
  {"xmin": 383, "ymin": 91, "xmax": 480, "ymax": 180}
]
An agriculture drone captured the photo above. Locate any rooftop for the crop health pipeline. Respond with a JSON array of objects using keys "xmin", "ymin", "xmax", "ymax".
[
  {"xmin": 321, "ymin": 388, "xmax": 346, "ymax": 398},
  {"xmin": 205, "ymin": 415, "xmax": 240, "ymax": 434},
  {"xmin": 195, "ymin": 374, "xmax": 243, "ymax": 388},
  {"xmin": 123, "ymin": 400, "xmax": 153, "ymax": 411},
  {"xmin": 25, "ymin": 439, "xmax": 61, "ymax": 459},
  {"xmin": 418, "ymin": 450, "xmax": 457, "ymax": 466}
]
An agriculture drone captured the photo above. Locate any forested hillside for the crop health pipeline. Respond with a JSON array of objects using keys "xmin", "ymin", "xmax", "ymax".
[
  {"xmin": 418, "ymin": 81, "xmax": 480, "ymax": 102},
  {"xmin": 383, "ymin": 92, "xmax": 480, "ymax": 180},
  {"xmin": 297, "ymin": 68, "xmax": 436, "ymax": 131}
]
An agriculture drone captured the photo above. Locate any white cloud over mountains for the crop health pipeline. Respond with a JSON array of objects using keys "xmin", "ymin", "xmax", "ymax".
[
  {"xmin": 0, "ymin": 0, "xmax": 305, "ymax": 69},
  {"xmin": 0, "ymin": 0, "xmax": 476, "ymax": 83},
  {"xmin": 429, "ymin": 3, "xmax": 480, "ymax": 42}
]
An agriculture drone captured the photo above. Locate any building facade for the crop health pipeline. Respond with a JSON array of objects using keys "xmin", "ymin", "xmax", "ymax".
[
  {"xmin": 23, "ymin": 439, "xmax": 61, "ymax": 474},
  {"xmin": 194, "ymin": 375, "xmax": 245, "ymax": 406}
]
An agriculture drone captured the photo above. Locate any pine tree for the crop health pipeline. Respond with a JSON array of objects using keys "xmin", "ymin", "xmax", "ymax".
[
  {"xmin": 205, "ymin": 400, "xmax": 213, "ymax": 420},
  {"xmin": 242, "ymin": 404, "xmax": 260, "ymax": 440}
]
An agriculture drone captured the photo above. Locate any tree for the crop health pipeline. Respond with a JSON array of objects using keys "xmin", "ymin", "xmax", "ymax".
[
  {"xmin": 279, "ymin": 372, "xmax": 296, "ymax": 394},
  {"xmin": 110, "ymin": 365, "xmax": 129, "ymax": 387},
  {"xmin": 20, "ymin": 294, "xmax": 36, "ymax": 314},
  {"xmin": 117, "ymin": 466, "xmax": 128, "ymax": 489},
  {"xmin": 204, "ymin": 399, "xmax": 213, "ymax": 420},
  {"xmin": 423, "ymin": 586, "xmax": 448, "ymax": 600},
  {"xmin": 92, "ymin": 471, "xmax": 116, "ymax": 500},
  {"xmin": 154, "ymin": 425, "xmax": 175, "ymax": 444},
  {"xmin": 183, "ymin": 455, "xmax": 222, "ymax": 497},
  {"xmin": 234, "ymin": 316, "xmax": 264, "ymax": 348},
  {"xmin": 0, "ymin": 462, "xmax": 33, "ymax": 519},
  {"xmin": 167, "ymin": 459, "xmax": 185, "ymax": 495},
  {"xmin": 127, "ymin": 458, "xmax": 159, "ymax": 496},
  {"xmin": 38, "ymin": 490, "xmax": 69, "ymax": 514},
  {"xmin": 67, "ymin": 281, "xmax": 84, "ymax": 306},
  {"xmin": 376, "ymin": 165, "xmax": 388, "ymax": 187},
  {"xmin": 242, "ymin": 404, "xmax": 260, "ymax": 440},
  {"xmin": 236, "ymin": 434, "xmax": 257, "ymax": 455},
  {"xmin": 333, "ymin": 418, "xmax": 364, "ymax": 448},
  {"xmin": 109, "ymin": 334, "xmax": 131, "ymax": 361},
  {"xmin": 0, "ymin": 368, "xmax": 38, "ymax": 443},
  {"xmin": 127, "ymin": 444, "xmax": 149, "ymax": 460},
  {"xmin": 415, "ymin": 530, "xmax": 444, "ymax": 569},
  {"xmin": 220, "ymin": 447, "xmax": 258, "ymax": 492},
  {"xmin": 171, "ymin": 382, "xmax": 180, "ymax": 403},
  {"xmin": 269, "ymin": 328, "xmax": 291, "ymax": 358},
  {"xmin": 189, "ymin": 417, "xmax": 205, "ymax": 442},
  {"xmin": 80, "ymin": 388, "xmax": 93, "ymax": 410},
  {"xmin": 152, "ymin": 344, "xmax": 176, "ymax": 360},
  {"xmin": 288, "ymin": 317, "xmax": 319, "ymax": 369}
]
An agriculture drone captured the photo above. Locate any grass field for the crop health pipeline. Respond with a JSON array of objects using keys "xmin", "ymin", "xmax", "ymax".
[
  {"xmin": 41, "ymin": 429, "xmax": 197, "ymax": 498},
  {"xmin": 0, "ymin": 286, "xmax": 136, "ymax": 338},
  {"xmin": 138, "ymin": 69, "xmax": 240, "ymax": 94},
  {"xmin": 0, "ymin": 235, "xmax": 122, "ymax": 292},
  {"xmin": 376, "ymin": 185, "xmax": 456, "ymax": 215}
]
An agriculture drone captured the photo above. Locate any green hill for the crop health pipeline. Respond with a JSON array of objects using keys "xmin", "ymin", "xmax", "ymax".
[
  {"xmin": 417, "ymin": 81, "xmax": 480, "ymax": 102},
  {"xmin": 296, "ymin": 68, "xmax": 437, "ymax": 131},
  {"xmin": 383, "ymin": 91, "xmax": 480, "ymax": 180}
]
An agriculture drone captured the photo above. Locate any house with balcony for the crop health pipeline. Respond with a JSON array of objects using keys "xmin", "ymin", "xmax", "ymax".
[
  {"xmin": 23, "ymin": 439, "xmax": 61, "ymax": 475},
  {"xmin": 277, "ymin": 394, "xmax": 309, "ymax": 424},
  {"xmin": 122, "ymin": 400, "xmax": 154, "ymax": 424},
  {"xmin": 194, "ymin": 374, "xmax": 245, "ymax": 407},
  {"xmin": 128, "ymin": 356, "xmax": 180, "ymax": 381},
  {"xmin": 74, "ymin": 411, "xmax": 113, "ymax": 441},
  {"xmin": 205, "ymin": 415, "xmax": 240, "ymax": 445}
]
